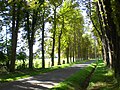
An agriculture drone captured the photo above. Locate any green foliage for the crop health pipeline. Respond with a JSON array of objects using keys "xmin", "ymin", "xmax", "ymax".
[
  {"xmin": 49, "ymin": 0, "xmax": 63, "ymax": 6},
  {"xmin": 0, "ymin": 0, "xmax": 100, "ymax": 72},
  {"xmin": 52, "ymin": 0, "xmax": 86, "ymax": 59},
  {"xmin": 0, "ymin": 51, "xmax": 8, "ymax": 64},
  {"xmin": 16, "ymin": 52, "xmax": 27, "ymax": 69},
  {"xmin": 17, "ymin": 52, "xmax": 27, "ymax": 61}
]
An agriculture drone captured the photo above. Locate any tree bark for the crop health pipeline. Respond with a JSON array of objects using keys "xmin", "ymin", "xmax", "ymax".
[
  {"xmin": 26, "ymin": 9, "xmax": 37, "ymax": 69},
  {"xmin": 69, "ymin": 43, "xmax": 72, "ymax": 62},
  {"xmin": 51, "ymin": 5, "xmax": 57, "ymax": 66},
  {"xmin": 10, "ymin": 0, "xmax": 16, "ymax": 72},
  {"xmin": 96, "ymin": 2, "xmax": 111, "ymax": 66},
  {"xmin": 58, "ymin": 32, "xmax": 62, "ymax": 65},
  {"xmin": 10, "ymin": 1, "xmax": 20, "ymax": 72},
  {"xmin": 58, "ymin": 16, "xmax": 64, "ymax": 65},
  {"xmin": 66, "ymin": 45, "xmax": 69, "ymax": 64},
  {"xmin": 29, "ymin": 10, "xmax": 37, "ymax": 69},
  {"xmin": 114, "ymin": 0, "xmax": 120, "ymax": 76},
  {"xmin": 103, "ymin": 0, "xmax": 117, "ymax": 72},
  {"xmin": 42, "ymin": 7, "xmax": 45, "ymax": 68}
]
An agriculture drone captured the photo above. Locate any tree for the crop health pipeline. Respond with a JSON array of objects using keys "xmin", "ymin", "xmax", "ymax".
[
  {"xmin": 25, "ymin": 0, "xmax": 44, "ymax": 69},
  {"xmin": 88, "ymin": 0, "xmax": 120, "ymax": 79},
  {"xmin": 55, "ymin": 0, "xmax": 84, "ymax": 63},
  {"xmin": 41, "ymin": 6, "xmax": 45, "ymax": 68},
  {"xmin": 10, "ymin": 0, "xmax": 23, "ymax": 72},
  {"xmin": 49, "ymin": 0, "xmax": 63, "ymax": 66}
]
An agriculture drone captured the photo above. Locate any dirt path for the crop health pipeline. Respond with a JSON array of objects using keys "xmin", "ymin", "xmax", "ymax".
[{"xmin": 0, "ymin": 60, "xmax": 95, "ymax": 90}]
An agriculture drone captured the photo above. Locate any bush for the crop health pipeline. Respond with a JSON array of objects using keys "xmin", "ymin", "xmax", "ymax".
[{"xmin": 17, "ymin": 52, "xmax": 27, "ymax": 68}]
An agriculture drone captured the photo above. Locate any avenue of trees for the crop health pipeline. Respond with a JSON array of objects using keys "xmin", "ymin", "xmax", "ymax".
[
  {"xmin": 88, "ymin": 0, "xmax": 120, "ymax": 79},
  {"xmin": 0, "ymin": 0, "xmax": 97, "ymax": 72},
  {"xmin": 1, "ymin": 0, "xmax": 120, "ymax": 82}
]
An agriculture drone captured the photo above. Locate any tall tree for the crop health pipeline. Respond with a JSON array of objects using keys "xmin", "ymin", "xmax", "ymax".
[
  {"xmin": 25, "ymin": 0, "xmax": 44, "ymax": 69},
  {"xmin": 57, "ymin": 16, "xmax": 64, "ymax": 65},
  {"xmin": 41, "ymin": 6, "xmax": 45, "ymax": 68},
  {"xmin": 10, "ymin": 0, "xmax": 22, "ymax": 72},
  {"xmin": 50, "ymin": 0, "xmax": 63, "ymax": 66}
]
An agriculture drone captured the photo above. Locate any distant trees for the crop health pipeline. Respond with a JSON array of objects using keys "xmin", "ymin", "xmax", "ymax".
[{"xmin": 55, "ymin": 0, "xmax": 85, "ymax": 64}]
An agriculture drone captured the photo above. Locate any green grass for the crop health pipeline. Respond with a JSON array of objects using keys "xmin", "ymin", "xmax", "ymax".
[
  {"xmin": 50, "ymin": 61, "xmax": 97, "ymax": 90},
  {"xmin": 87, "ymin": 60, "xmax": 120, "ymax": 90},
  {"xmin": 15, "ymin": 58, "xmax": 71, "ymax": 69}
]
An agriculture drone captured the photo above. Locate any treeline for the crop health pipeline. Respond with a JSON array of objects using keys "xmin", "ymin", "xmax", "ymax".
[
  {"xmin": 89, "ymin": 0, "xmax": 120, "ymax": 79},
  {"xmin": 0, "ymin": 0, "xmax": 98, "ymax": 72}
]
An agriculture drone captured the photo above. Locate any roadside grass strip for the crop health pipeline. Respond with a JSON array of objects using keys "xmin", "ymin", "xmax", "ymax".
[
  {"xmin": 50, "ymin": 61, "xmax": 97, "ymax": 90},
  {"xmin": 87, "ymin": 60, "xmax": 120, "ymax": 90}
]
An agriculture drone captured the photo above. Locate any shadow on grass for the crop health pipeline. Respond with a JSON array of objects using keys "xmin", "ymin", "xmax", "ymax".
[{"xmin": 88, "ymin": 60, "xmax": 119, "ymax": 90}]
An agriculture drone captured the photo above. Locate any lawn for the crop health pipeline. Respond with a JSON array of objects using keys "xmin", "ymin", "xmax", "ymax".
[{"xmin": 15, "ymin": 58, "xmax": 68, "ymax": 69}]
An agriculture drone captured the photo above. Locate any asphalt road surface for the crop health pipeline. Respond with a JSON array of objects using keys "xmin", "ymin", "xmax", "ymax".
[{"xmin": 0, "ymin": 60, "xmax": 95, "ymax": 90}]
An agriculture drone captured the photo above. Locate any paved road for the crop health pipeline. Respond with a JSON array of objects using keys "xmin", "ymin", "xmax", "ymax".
[{"xmin": 0, "ymin": 60, "xmax": 95, "ymax": 90}]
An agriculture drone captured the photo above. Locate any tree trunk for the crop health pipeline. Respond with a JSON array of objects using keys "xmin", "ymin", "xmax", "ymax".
[
  {"xmin": 73, "ymin": 49, "xmax": 75, "ymax": 62},
  {"xmin": 58, "ymin": 35, "xmax": 61, "ymax": 65},
  {"xmin": 10, "ymin": 1, "xmax": 20, "ymax": 72},
  {"xmin": 10, "ymin": 0, "xmax": 16, "ymax": 72},
  {"xmin": 114, "ymin": 0, "xmax": 120, "ymax": 76},
  {"xmin": 58, "ymin": 16, "xmax": 64, "ymax": 65},
  {"xmin": 103, "ymin": 0, "xmax": 117, "ymax": 72},
  {"xmin": 51, "ymin": 6, "xmax": 57, "ymax": 66},
  {"xmin": 29, "ymin": 42, "xmax": 33, "ymax": 68},
  {"xmin": 42, "ymin": 7, "xmax": 45, "ymax": 68},
  {"xmin": 96, "ymin": 2, "xmax": 111, "ymax": 66},
  {"xmin": 69, "ymin": 44, "xmax": 72, "ymax": 62},
  {"xmin": 66, "ymin": 45, "xmax": 69, "ymax": 64},
  {"xmin": 27, "ymin": 9, "xmax": 37, "ymax": 69},
  {"xmin": 26, "ymin": 11, "xmax": 31, "ymax": 68}
]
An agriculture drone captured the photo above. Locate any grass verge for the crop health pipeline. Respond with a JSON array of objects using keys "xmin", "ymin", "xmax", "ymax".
[
  {"xmin": 87, "ymin": 60, "xmax": 120, "ymax": 90},
  {"xmin": 50, "ymin": 61, "xmax": 97, "ymax": 90},
  {"xmin": 0, "ymin": 60, "xmax": 88, "ymax": 83}
]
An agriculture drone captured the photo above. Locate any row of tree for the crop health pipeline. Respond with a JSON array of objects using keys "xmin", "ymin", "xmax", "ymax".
[
  {"xmin": 89, "ymin": 0, "xmax": 120, "ymax": 79},
  {"xmin": 0, "ymin": 0, "xmax": 98, "ymax": 72}
]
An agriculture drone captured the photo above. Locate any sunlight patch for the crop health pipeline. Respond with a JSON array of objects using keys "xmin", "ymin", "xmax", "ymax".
[{"xmin": 26, "ymin": 80, "xmax": 58, "ymax": 89}]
